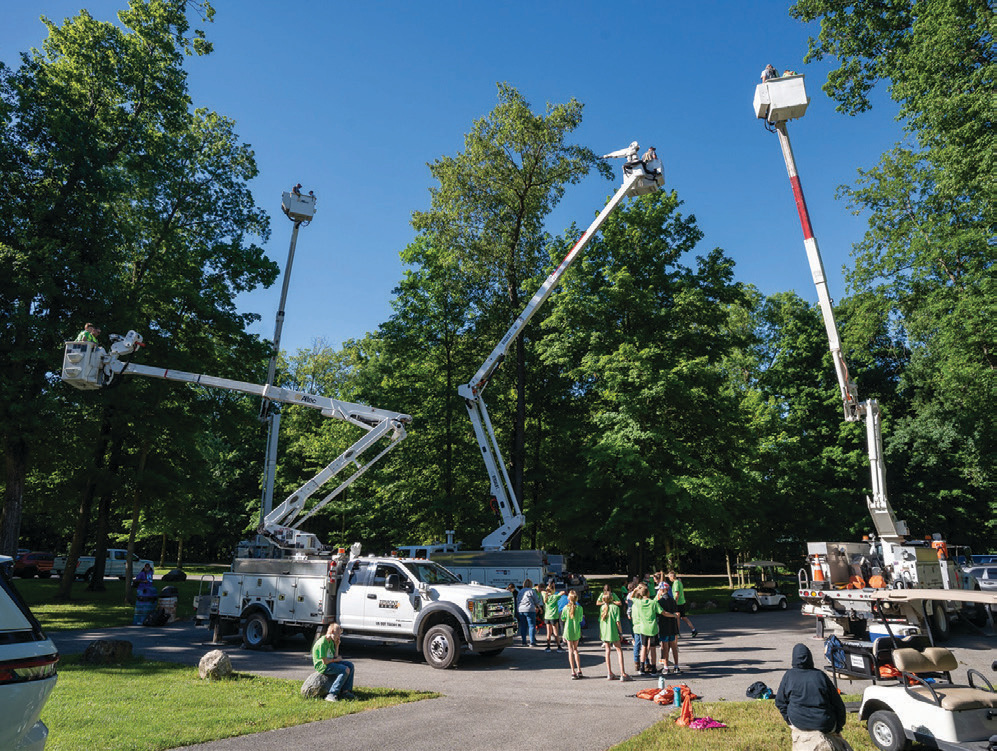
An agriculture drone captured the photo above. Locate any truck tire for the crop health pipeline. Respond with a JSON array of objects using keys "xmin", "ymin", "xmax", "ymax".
[
  {"xmin": 867, "ymin": 709, "xmax": 910, "ymax": 751},
  {"xmin": 423, "ymin": 624, "xmax": 460, "ymax": 669},
  {"xmin": 931, "ymin": 606, "xmax": 951, "ymax": 642},
  {"xmin": 242, "ymin": 612, "xmax": 273, "ymax": 649}
]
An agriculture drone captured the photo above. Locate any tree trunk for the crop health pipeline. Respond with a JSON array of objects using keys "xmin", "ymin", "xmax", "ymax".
[
  {"xmin": 57, "ymin": 405, "xmax": 114, "ymax": 599},
  {"xmin": 0, "ymin": 435, "xmax": 28, "ymax": 557},
  {"xmin": 176, "ymin": 536, "xmax": 183, "ymax": 569},
  {"xmin": 124, "ymin": 440, "xmax": 150, "ymax": 604},
  {"xmin": 725, "ymin": 549, "xmax": 734, "ymax": 589},
  {"xmin": 88, "ymin": 433, "xmax": 124, "ymax": 592}
]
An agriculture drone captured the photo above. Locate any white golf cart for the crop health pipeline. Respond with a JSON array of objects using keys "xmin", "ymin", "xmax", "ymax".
[
  {"xmin": 860, "ymin": 640, "xmax": 997, "ymax": 750},
  {"xmin": 729, "ymin": 560, "xmax": 789, "ymax": 613}
]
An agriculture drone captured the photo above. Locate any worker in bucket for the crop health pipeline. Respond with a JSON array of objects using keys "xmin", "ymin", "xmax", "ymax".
[
  {"xmin": 761, "ymin": 63, "xmax": 779, "ymax": 82},
  {"xmin": 75, "ymin": 322, "xmax": 101, "ymax": 344},
  {"xmin": 775, "ymin": 643, "xmax": 852, "ymax": 751}
]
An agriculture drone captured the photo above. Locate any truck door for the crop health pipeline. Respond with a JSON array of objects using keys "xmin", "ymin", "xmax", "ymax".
[
  {"xmin": 335, "ymin": 560, "xmax": 370, "ymax": 631},
  {"xmin": 363, "ymin": 562, "xmax": 417, "ymax": 634}
]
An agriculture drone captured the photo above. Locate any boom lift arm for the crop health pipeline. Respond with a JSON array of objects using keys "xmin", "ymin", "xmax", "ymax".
[
  {"xmin": 458, "ymin": 151, "xmax": 664, "ymax": 550},
  {"xmin": 754, "ymin": 75, "xmax": 907, "ymax": 543},
  {"xmin": 61, "ymin": 331, "xmax": 411, "ymax": 554}
]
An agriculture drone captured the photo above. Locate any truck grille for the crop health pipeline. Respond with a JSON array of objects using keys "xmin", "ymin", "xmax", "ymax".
[{"xmin": 481, "ymin": 596, "xmax": 513, "ymax": 622}]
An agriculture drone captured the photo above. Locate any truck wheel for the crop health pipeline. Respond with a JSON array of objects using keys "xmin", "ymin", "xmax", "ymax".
[
  {"xmin": 778, "ymin": 598, "xmax": 788, "ymax": 610},
  {"xmin": 242, "ymin": 612, "xmax": 273, "ymax": 649},
  {"xmin": 749, "ymin": 601, "xmax": 759, "ymax": 613},
  {"xmin": 931, "ymin": 606, "xmax": 951, "ymax": 642},
  {"xmin": 38, "ymin": 571, "xmax": 52, "ymax": 579},
  {"xmin": 867, "ymin": 709, "xmax": 910, "ymax": 751},
  {"xmin": 423, "ymin": 624, "xmax": 460, "ymax": 669},
  {"xmin": 20, "ymin": 567, "xmax": 37, "ymax": 579}
]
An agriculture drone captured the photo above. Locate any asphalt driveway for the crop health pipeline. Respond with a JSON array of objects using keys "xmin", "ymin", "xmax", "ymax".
[{"xmin": 50, "ymin": 609, "xmax": 996, "ymax": 751}]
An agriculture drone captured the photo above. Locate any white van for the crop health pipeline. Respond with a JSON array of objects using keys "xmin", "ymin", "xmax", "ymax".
[{"xmin": 0, "ymin": 556, "xmax": 59, "ymax": 750}]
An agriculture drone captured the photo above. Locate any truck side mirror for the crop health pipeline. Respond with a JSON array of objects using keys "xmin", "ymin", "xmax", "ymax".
[
  {"xmin": 385, "ymin": 573, "xmax": 400, "ymax": 591},
  {"xmin": 402, "ymin": 579, "xmax": 414, "ymax": 593}
]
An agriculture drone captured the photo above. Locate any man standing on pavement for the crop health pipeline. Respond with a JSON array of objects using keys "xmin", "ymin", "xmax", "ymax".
[{"xmin": 775, "ymin": 643, "xmax": 852, "ymax": 751}]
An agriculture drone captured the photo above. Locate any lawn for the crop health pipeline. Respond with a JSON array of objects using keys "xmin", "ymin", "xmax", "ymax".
[
  {"xmin": 43, "ymin": 655, "xmax": 436, "ymax": 751},
  {"xmin": 16, "ymin": 572, "xmax": 222, "ymax": 630},
  {"xmin": 613, "ymin": 695, "xmax": 877, "ymax": 751}
]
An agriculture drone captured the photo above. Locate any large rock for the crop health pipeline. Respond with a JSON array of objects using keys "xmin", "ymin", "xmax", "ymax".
[
  {"xmin": 301, "ymin": 671, "xmax": 334, "ymax": 699},
  {"xmin": 81, "ymin": 639, "xmax": 133, "ymax": 665},
  {"xmin": 161, "ymin": 569, "xmax": 187, "ymax": 582},
  {"xmin": 198, "ymin": 649, "xmax": 233, "ymax": 680}
]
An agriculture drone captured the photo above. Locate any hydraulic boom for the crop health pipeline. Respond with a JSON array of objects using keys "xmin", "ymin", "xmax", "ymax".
[
  {"xmin": 61, "ymin": 331, "xmax": 411, "ymax": 554},
  {"xmin": 459, "ymin": 151, "xmax": 664, "ymax": 550}
]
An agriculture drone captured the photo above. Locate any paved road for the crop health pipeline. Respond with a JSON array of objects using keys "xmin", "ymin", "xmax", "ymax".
[{"xmin": 51, "ymin": 611, "xmax": 996, "ymax": 751}]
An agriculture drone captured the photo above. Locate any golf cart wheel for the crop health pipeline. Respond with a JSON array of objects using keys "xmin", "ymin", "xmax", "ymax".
[
  {"xmin": 867, "ymin": 709, "xmax": 910, "ymax": 751},
  {"xmin": 931, "ymin": 606, "xmax": 951, "ymax": 642},
  {"xmin": 749, "ymin": 601, "xmax": 759, "ymax": 613},
  {"xmin": 778, "ymin": 598, "xmax": 788, "ymax": 610}
]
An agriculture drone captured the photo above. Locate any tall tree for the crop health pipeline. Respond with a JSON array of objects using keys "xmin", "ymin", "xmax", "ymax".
[
  {"xmin": 790, "ymin": 0, "xmax": 995, "ymax": 544},
  {"xmin": 411, "ymin": 83, "xmax": 611, "ymax": 527}
]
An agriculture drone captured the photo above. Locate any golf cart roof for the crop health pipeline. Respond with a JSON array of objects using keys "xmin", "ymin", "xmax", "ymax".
[{"xmin": 738, "ymin": 560, "xmax": 784, "ymax": 569}]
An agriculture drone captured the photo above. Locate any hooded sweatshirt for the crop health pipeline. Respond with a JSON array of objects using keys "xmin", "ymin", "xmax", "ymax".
[{"xmin": 774, "ymin": 643, "xmax": 846, "ymax": 733}]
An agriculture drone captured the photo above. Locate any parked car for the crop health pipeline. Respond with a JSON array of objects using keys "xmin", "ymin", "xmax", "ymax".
[
  {"xmin": 0, "ymin": 556, "xmax": 59, "ymax": 750},
  {"xmin": 13, "ymin": 552, "xmax": 55, "ymax": 579},
  {"xmin": 962, "ymin": 565, "xmax": 997, "ymax": 592}
]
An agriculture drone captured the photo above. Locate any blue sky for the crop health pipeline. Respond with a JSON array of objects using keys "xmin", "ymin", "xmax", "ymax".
[{"xmin": 3, "ymin": 1, "xmax": 902, "ymax": 356}]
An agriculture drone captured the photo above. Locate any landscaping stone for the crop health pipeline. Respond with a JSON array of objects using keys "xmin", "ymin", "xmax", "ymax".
[
  {"xmin": 161, "ymin": 568, "xmax": 187, "ymax": 582},
  {"xmin": 703, "ymin": 599, "xmax": 719, "ymax": 609},
  {"xmin": 301, "ymin": 671, "xmax": 334, "ymax": 699},
  {"xmin": 198, "ymin": 649, "xmax": 233, "ymax": 680},
  {"xmin": 81, "ymin": 639, "xmax": 133, "ymax": 665}
]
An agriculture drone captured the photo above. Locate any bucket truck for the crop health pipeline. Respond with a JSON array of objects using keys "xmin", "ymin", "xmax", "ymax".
[
  {"xmin": 754, "ymin": 74, "xmax": 989, "ymax": 642},
  {"xmin": 61, "ymin": 333, "xmax": 515, "ymax": 666},
  {"xmin": 408, "ymin": 145, "xmax": 665, "ymax": 586}
]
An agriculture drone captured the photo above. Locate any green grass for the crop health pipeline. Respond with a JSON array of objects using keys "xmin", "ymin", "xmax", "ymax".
[
  {"xmin": 42, "ymin": 655, "xmax": 436, "ymax": 751},
  {"xmin": 16, "ymin": 575, "xmax": 219, "ymax": 630},
  {"xmin": 613, "ymin": 696, "xmax": 876, "ymax": 751}
]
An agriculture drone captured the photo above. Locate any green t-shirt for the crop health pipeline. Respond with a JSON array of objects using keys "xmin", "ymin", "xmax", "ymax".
[
  {"xmin": 560, "ymin": 602, "xmax": 584, "ymax": 641},
  {"xmin": 671, "ymin": 578, "xmax": 686, "ymax": 605},
  {"xmin": 630, "ymin": 598, "xmax": 662, "ymax": 636},
  {"xmin": 543, "ymin": 592, "xmax": 561, "ymax": 620},
  {"xmin": 311, "ymin": 635, "xmax": 337, "ymax": 672},
  {"xmin": 598, "ymin": 603, "xmax": 621, "ymax": 643}
]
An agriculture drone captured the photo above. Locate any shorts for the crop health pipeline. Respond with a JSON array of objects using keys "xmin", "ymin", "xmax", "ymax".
[
  {"xmin": 602, "ymin": 639, "xmax": 621, "ymax": 647},
  {"xmin": 641, "ymin": 634, "xmax": 660, "ymax": 647},
  {"xmin": 677, "ymin": 604, "xmax": 688, "ymax": 617},
  {"xmin": 660, "ymin": 634, "xmax": 675, "ymax": 643}
]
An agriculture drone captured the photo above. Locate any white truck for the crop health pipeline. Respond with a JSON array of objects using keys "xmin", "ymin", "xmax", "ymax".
[
  {"xmin": 755, "ymin": 74, "xmax": 984, "ymax": 641},
  {"xmin": 52, "ymin": 548, "xmax": 154, "ymax": 582},
  {"xmin": 61, "ymin": 320, "xmax": 515, "ymax": 667},
  {"xmin": 207, "ymin": 543, "xmax": 516, "ymax": 668}
]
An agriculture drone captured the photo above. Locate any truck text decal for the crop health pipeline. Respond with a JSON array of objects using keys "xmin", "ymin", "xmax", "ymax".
[{"xmin": 378, "ymin": 600, "xmax": 400, "ymax": 609}]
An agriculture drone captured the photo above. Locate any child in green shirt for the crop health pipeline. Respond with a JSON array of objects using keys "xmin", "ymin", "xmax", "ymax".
[
  {"xmin": 560, "ymin": 589, "xmax": 585, "ymax": 678},
  {"xmin": 598, "ymin": 592, "xmax": 630, "ymax": 681}
]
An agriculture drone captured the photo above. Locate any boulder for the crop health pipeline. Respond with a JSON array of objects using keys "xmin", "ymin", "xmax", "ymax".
[
  {"xmin": 161, "ymin": 568, "xmax": 187, "ymax": 582},
  {"xmin": 301, "ymin": 671, "xmax": 334, "ymax": 699},
  {"xmin": 703, "ymin": 599, "xmax": 720, "ymax": 610},
  {"xmin": 81, "ymin": 639, "xmax": 133, "ymax": 665},
  {"xmin": 198, "ymin": 649, "xmax": 233, "ymax": 680}
]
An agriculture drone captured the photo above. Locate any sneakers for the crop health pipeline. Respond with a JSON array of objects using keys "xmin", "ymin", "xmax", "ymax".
[
  {"xmin": 669, "ymin": 666, "xmax": 683, "ymax": 675},
  {"xmin": 545, "ymin": 646, "xmax": 552, "ymax": 653},
  {"xmin": 324, "ymin": 693, "xmax": 339, "ymax": 702},
  {"xmin": 620, "ymin": 674, "xmax": 632, "ymax": 682},
  {"xmin": 607, "ymin": 673, "xmax": 617, "ymax": 681},
  {"xmin": 341, "ymin": 691, "xmax": 357, "ymax": 700},
  {"xmin": 691, "ymin": 628, "xmax": 698, "ymax": 637}
]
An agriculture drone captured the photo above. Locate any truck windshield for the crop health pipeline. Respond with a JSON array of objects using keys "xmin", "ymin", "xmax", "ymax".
[{"xmin": 402, "ymin": 561, "xmax": 462, "ymax": 585}]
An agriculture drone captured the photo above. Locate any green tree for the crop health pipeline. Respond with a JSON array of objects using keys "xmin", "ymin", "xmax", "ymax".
[
  {"xmin": 411, "ymin": 83, "xmax": 611, "ymax": 525},
  {"xmin": 0, "ymin": 2, "xmax": 277, "ymax": 595},
  {"xmin": 790, "ymin": 0, "xmax": 995, "ymax": 544}
]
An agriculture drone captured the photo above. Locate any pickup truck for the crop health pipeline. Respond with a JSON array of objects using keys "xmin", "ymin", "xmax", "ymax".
[
  {"xmin": 199, "ymin": 548, "xmax": 516, "ymax": 669},
  {"xmin": 52, "ymin": 549, "xmax": 154, "ymax": 582}
]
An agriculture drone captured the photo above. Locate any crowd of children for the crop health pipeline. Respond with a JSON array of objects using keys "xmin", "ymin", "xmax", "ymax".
[{"xmin": 514, "ymin": 569, "xmax": 699, "ymax": 679}]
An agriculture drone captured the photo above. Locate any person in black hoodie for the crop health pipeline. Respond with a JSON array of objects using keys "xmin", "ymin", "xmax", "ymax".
[{"xmin": 775, "ymin": 643, "xmax": 852, "ymax": 751}]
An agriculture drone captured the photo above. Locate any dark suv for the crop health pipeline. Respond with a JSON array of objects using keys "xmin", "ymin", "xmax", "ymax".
[{"xmin": 13, "ymin": 552, "xmax": 54, "ymax": 579}]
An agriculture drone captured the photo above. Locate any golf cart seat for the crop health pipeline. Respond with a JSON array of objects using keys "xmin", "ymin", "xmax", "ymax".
[{"xmin": 893, "ymin": 647, "xmax": 997, "ymax": 712}]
